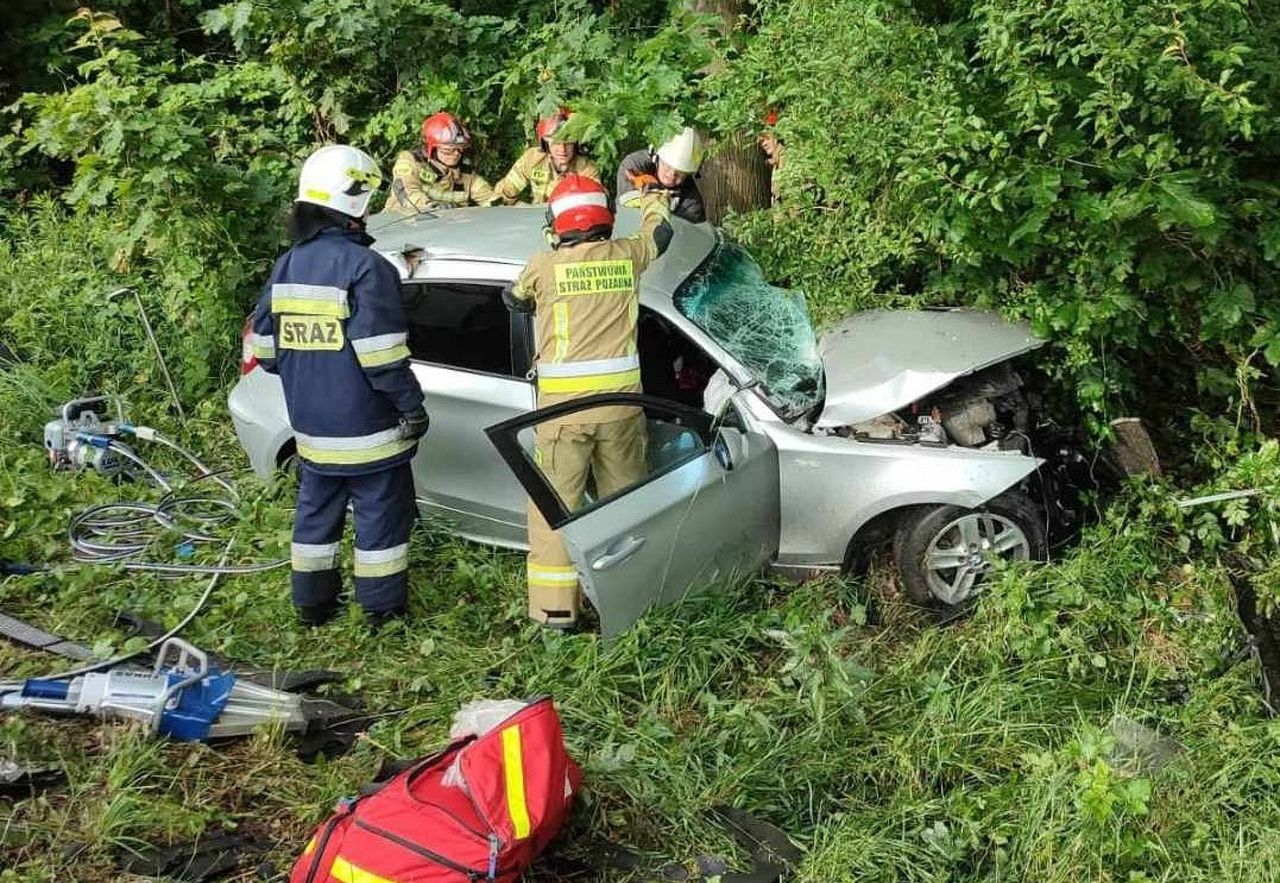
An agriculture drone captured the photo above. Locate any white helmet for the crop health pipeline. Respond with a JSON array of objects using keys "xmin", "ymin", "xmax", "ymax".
[
  {"xmin": 296, "ymin": 144, "xmax": 383, "ymax": 218},
  {"xmin": 655, "ymin": 127, "xmax": 704, "ymax": 174}
]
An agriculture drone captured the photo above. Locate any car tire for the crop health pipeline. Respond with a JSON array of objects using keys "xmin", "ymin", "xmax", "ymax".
[{"xmin": 892, "ymin": 490, "xmax": 1046, "ymax": 611}]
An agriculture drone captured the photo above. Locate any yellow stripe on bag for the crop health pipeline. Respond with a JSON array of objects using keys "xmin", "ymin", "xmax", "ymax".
[
  {"xmin": 330, "ymin": 855, "xmax": 397, "ymax": 883},
  {"xmin": 501, "ymin": 725, "xmax": 532, "ymax": 840}
]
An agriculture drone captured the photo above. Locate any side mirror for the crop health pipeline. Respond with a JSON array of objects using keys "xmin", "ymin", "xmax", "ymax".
[{"xmin": 712, "ymin": 427, "xmax": 747, "ymax": 472}]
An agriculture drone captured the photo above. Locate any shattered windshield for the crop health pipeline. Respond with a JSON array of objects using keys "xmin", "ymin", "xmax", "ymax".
[{"xmin": 674, "ymin": 239, "xmax": 824, "ymax": 418}]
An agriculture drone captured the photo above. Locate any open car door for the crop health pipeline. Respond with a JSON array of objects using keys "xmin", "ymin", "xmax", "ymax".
[{"xmin": 485, "ymin": 393, "xmax": 780, "ymax": 636}]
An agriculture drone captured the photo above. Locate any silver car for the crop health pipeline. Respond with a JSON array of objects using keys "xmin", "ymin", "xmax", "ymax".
[{"xmin": 230, "ymin": 206, "xmax": 1072, "ymax": 635}]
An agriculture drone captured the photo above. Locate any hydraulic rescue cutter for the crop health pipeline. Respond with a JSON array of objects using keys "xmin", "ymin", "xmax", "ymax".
[{"xmin": 0, "ymin": 637, "xmax": 357, "ymax": 744}]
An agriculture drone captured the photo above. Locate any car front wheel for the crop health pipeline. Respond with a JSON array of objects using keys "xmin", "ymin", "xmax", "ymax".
[{"xmin": 892, "ymin": 490, "xmax": 1046, "ymax": 609}]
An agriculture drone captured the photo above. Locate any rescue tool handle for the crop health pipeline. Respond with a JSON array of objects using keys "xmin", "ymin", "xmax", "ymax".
[
  {"xmin": 148, "ymin": 638, "xmax": 209, "ymax": 734},
  {"xmin": 591, "ymin": 535, "xmax": 646, "ymax": 571}
]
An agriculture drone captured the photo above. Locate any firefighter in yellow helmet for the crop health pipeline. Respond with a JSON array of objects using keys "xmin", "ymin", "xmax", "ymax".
[
  {"xmin": 493, "ymin": 107, "xmax": 601, "ymax": 205},
  {"xmin": 503, "ymin": 174, "xmax": 673, "ymax": 629},
  {"xmin": 385, "ymin": 111, "xmax": 494, "ymax": 212}
]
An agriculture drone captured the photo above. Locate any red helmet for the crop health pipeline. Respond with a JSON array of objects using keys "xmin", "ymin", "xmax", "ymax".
[
  {"xmin": 421, "ymin": 112, "xmax": 471, "ymax": 157},
  {"xmin": 535, "ymin": 107, "xmax": 573, "ymax": 150},
  {"xmin": 547, "ymin": 174, "xmax": 612, "ymax": 238}
]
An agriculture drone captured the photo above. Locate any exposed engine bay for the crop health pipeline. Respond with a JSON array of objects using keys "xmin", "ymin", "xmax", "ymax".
[
  {"xmin": 823, "ymin": 360, "xmax": 1128, "ymax": 548},
  {"xmin": 830, "ymin": 362, "xmax": 1032, "ymax": 451}
]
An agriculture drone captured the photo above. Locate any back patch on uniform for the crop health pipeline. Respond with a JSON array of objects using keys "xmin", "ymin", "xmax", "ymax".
[
  {"xmin": 553, "ymin": 260, "xmax": 635, "ymax": 296},
  {"xmin": 278, "ymin": 315, "xmax": 344, "ymax": 351}
]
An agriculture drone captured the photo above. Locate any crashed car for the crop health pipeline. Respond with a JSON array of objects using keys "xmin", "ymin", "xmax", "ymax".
[{"xmin": 230, "ymin": 206, "xmax": 1087, "ymax": 635}]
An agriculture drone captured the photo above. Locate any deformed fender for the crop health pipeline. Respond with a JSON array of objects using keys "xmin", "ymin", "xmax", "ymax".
[{"xmin": 773, "ymin": 435, "xmax": 1042, "ymax": 569}]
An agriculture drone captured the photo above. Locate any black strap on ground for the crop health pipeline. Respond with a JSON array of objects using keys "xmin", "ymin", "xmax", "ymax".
[
  {"xmin": 0, "ymin": 612, "xmax": 96, "ymax": 661},
  {"xmin": 0, "ymin": 560, "xmax": 47, "ymax": 575},
  {"xmin": 541, "ymin": 805, "xmax": 801, "ymax": 882},
  {"xmin": 114, "ymin": 830, "xmax": 271, "ymax": 881},
  {"xmin": 0, "ymin": 759, "xmax": 66, "ymax": 800},
  {"xmin": 116, "ymin": 610, "xmax": 344, "ymax": 692}
]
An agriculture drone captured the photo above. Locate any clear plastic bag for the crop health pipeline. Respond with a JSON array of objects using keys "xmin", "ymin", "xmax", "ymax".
[{"xmin": 442, "ymin": 698, "xmax": 530, "ymax": 788}]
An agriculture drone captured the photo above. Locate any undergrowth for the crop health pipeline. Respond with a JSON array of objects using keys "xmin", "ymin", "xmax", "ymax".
[{"xmin": 2, "ymin": 388, "xmax": 1279, "ymax": 881}]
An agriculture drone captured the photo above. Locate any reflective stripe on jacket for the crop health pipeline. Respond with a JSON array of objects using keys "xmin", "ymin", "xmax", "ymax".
[
  {"xmin": 385, "ymin": 149, "xmax": 494, "ymax": 212},
  {"xmin": 494, "ymin": 148, "xmax": 601, "ymax": 205},
  {"xmin": 251, "ymin": 226, "xmax": 425, "ymax": 475},
  {"xmin": 509, "ymin": 196, "xmax": 671, "ymax": 424}
]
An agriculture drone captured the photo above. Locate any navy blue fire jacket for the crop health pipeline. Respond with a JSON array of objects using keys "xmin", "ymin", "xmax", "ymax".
[{"xmin": 249, "ymin": 226, "xmax": 424, "ymax": 476}]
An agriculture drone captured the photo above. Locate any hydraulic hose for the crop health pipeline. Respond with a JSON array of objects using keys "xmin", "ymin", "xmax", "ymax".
[
  {"xmin": 19, "ymin": 542, "xmax": 233, "ymax": 682},
  {"xmin": 126, "ymin": 424, "xmax": 236, "ymax": 496},
  {"xmin": 63, "ymin": 432, "xmax": 286, "ymax": 575},
  {"xmin": 105, "ymin": 440, "xmax": 173, "ymax": 492}
]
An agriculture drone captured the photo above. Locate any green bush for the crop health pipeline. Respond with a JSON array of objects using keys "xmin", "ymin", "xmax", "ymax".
[{"xmin": 712, "ymin": 0, "xmax": 1280, "ymax": 434}]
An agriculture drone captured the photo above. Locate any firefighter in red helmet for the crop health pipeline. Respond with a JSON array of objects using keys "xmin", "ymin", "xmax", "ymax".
[
  {"xmin": 386, "ymin": 111, "xmax": 494, "ymax": 212},
  {"xmin": 503, "ymin": 175, "xmax": 672, "ymax": 629},
  {"xmin": 494, "ymin": 107, "xmax": 601, "ymax": 205}
]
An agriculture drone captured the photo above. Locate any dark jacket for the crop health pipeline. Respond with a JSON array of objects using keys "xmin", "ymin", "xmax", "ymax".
[
  {"xmin": 615, "ymin": 149, "xmax": 706, "ymax": 224},
  {"xmin": 250, "ymin": 226, "xmax": 424, "ymax": 475}
]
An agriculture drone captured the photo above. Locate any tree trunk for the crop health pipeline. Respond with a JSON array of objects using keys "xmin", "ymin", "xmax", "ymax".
[
  {"xmin": 699, "ymin": 131, "xmax": 773, "ymax": 224},
  {"xmin": 1227, "ymin": 557, "xmax": 1280, "ymax": 715},
  {"xmin": 687, "ymin": 0, "xmax": 772, "ymax": 224}
]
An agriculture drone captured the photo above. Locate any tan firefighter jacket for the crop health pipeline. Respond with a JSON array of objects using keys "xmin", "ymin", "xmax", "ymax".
[
  {"xmin": 493, "ymin": 148, "xmax": 601, "ymax": 204},
  {"xmin": 385, "ymin": 149, "xmax": 494, "ymax": 212},
  {"xmin": 508, "ymin": 195, "xmax": 672, "ymax": 424}
]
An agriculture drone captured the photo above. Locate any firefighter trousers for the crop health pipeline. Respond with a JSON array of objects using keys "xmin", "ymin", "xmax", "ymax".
[
  {"xmin": 526, "ymin": 412, "xmax": 647, "ymax": 625},
  {"xmin": 291, "ymin": 461, "xmax": 416, "ymax": 615}
]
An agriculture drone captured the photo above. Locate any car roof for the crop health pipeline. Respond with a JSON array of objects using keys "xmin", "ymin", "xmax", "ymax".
[{"xmin": 366, "ymin": 204, "xmax": 717, "ymax": 298}]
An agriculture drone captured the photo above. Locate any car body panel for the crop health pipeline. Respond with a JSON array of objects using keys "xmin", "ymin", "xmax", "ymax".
[
  {"xmin": 409, "ymin": 362, "xmax": 534, "ymax": 548},
  {"xmin": 815, "ymin": 308, "xmax": 1044, "ymax": 429},
  {"xmin": 367, "ymin": 205, "xmax": 716, "ymax": 289},
  {"xmin": 228, "ymin": 367, "xmax": 293, "ymax": 479},
  {"xmin": 765, "ymin": 423, "xmax": 1041, "ymax": 567}
]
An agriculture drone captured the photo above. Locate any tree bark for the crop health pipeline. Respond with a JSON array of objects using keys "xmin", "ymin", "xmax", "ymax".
[
  {"xmin": 699, "ymin": 131, "xmax": 773, "ymax": 224},
  {"xmin": 687, "ymin": 0, "xmax": 772, "ymax": 224}
]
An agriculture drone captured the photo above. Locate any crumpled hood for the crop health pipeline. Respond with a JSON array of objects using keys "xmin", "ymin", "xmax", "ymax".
[{"xmin": 814, "ymin": 308, "xmax": 1044, "ymax": 428}]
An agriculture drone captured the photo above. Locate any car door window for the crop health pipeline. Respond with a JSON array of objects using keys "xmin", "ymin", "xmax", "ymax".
[
  {"xmin": 486, "ymin": 394, "xmax": 716, "ymax": 530},
  {"xmin": 401, "ymin": 282, "xmax": 520, "ymax": 376},
  {"xmin": 637, "ymin": 308, "xmax": 719, "ymax": 409}
]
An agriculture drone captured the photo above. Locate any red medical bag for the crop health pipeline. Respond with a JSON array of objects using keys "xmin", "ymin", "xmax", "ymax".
[{"xmin": 291, "ymin": 698, "xmax": 580, "ymax": 882}]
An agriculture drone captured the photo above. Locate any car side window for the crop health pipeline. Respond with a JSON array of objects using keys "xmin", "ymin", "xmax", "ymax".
[
  {"xmin": 401, "ymin": 282, "xmax": 518, "ymax": 377},
  {"xmin": 501, "ymin": 398, "xmax": 714, "ymax": 528}
]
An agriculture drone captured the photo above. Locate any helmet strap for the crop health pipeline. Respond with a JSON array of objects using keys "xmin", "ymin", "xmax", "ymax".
[{"xmin": 556, "ymin": 225, "xmax": 612, "ymax": 247}]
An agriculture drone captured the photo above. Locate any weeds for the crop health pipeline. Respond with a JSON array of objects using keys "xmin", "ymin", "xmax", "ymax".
[{"xmin": 3, "ymin": 418, "xmax": 1279, "ymax": 881}]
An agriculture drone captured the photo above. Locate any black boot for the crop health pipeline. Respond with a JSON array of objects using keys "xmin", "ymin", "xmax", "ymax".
[
  {"xmin": 296, "ymin": 601, "xmax": 339, "ymax": 627},
  {"xmin": 365, "ymin": 606, "xmax": 405, "ymax": 632}
]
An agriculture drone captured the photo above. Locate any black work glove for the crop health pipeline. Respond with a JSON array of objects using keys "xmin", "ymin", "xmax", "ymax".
[{"xmin": 399, "ymin": 406, "xmax": 429, "ymax": 441}]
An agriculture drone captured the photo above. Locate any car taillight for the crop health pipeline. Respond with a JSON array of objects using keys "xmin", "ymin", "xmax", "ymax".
[{"xmin": 240, "ymin": 316, "xmax": 259, "ymax": 375}]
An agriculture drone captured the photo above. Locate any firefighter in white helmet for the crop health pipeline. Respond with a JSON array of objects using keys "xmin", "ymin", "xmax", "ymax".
[
  {"xmin": 249, "ymin": 144, "xmax": 428, "ymax": 629},
  {"xmin": 616, "ymin": 126, "xmax": 706, "ymax": 224}
]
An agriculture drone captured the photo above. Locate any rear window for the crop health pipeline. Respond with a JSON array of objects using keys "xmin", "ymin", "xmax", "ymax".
[{"xmin": 402, "ymin": 282, "xmax": 518, "ymax": 376}]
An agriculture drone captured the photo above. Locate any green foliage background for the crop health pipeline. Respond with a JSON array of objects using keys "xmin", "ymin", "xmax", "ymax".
[
  {"xmin": 4, "ymin": 0, "xmax": 1279, "ymax": 442},
  {"xmin": 4, "ymin": 1, "xmax": 1280, "ymax": 880}
]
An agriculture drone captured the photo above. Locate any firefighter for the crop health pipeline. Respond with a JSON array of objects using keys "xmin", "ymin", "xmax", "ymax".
[
  {"xmin": 493, "ymin": 107, "xmax": 601, "ymax": 204},
  {"xmin": 249, "ymin": 144, "xmax": 429, "ymax": 628},
  {"xmin": 616, "ymin": 126, "xmax": 706, "ymax": 224},
  {"xmin": 504, "ymin": 174, "xmax": 673, "ymax": 629},
  {"xmin": 385, "ymin": 111, "xmax": 494, "ymax": 212},
  {"xmin": 760, "ymin": 107, "xmax": 784, "ymax": 203}
]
